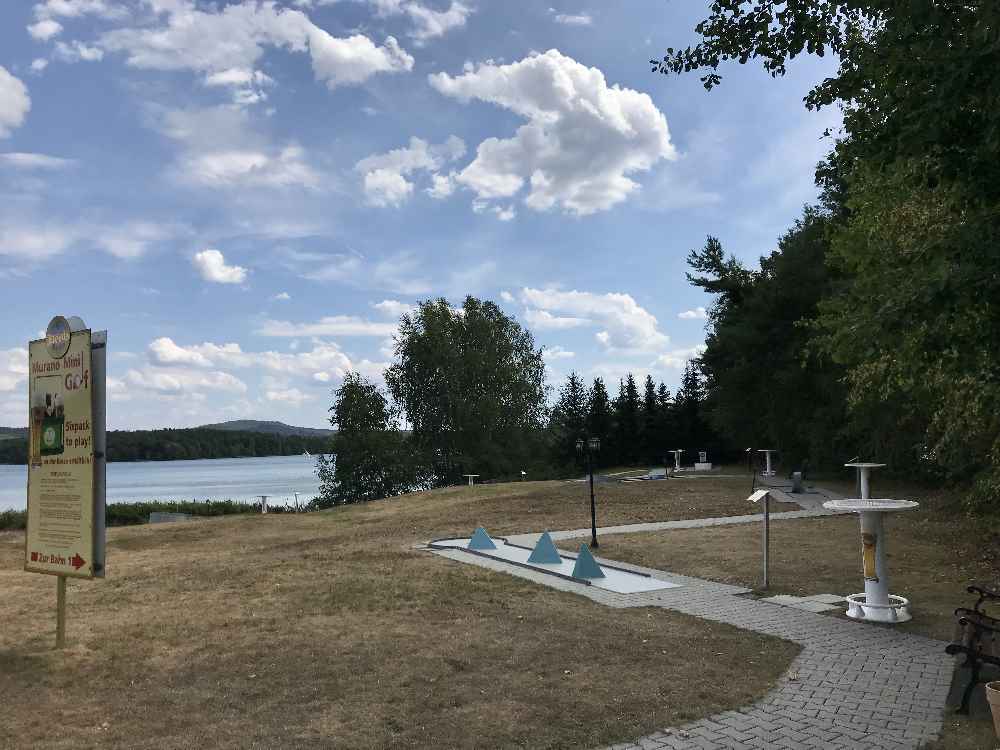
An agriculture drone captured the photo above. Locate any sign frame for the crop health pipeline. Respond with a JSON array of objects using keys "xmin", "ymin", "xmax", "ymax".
[{"xmin": 24, "ymin": 322, "xmax": 106, "ymax": 580}]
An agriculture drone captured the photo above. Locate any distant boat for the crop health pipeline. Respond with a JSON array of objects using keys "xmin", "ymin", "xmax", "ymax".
[{"xmin": 303, "ymin": 450, "xmax": 311, "ymax": 457}]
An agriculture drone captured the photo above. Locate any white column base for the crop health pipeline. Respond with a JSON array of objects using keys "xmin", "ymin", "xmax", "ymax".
[{"xmin": 844, "ymin": 593, "xmax": 911, "ymax": 623}]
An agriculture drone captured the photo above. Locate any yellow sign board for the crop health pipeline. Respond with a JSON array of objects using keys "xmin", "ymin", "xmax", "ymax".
[{"xmin": 25, "ymin": 320, "xmax": 104, "ymax": 579}]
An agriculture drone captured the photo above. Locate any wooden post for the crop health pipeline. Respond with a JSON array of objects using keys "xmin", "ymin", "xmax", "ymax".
[{"xmin": 56, "ymin": 575, "xmax": 67, "ymax": 649}]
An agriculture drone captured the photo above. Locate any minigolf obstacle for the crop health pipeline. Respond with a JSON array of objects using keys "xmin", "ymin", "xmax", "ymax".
[
  {"xmin": 527, "ymin": 531, "xmax": 562, "ymax": 564},
  {"xmin": 571, "ymin": 543, "xmax": 605, "ymax": 579},
  {"xmin": 468, "ymin": 527, "xmax": 497, "ymax": 550}
]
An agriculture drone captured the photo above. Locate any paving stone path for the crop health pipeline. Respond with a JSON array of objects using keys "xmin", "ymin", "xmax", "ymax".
[{"xmin": 427, "ymin": 511, "xmax": 953, "ymax": 749}]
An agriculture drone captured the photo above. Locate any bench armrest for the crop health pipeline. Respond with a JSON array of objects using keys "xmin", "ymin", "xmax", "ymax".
[
  {"xmin": 958, "ymin": 613, "xmax": 1000, "ymax": 635},
  {"xmin": 968, "ymin": 584, "xmax": 1000, "ymax": 613}
]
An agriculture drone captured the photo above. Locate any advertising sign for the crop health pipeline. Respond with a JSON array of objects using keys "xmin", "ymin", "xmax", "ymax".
[{"xmin": 25, "ymin": 317, "xmax": 106, "ymax": 579}]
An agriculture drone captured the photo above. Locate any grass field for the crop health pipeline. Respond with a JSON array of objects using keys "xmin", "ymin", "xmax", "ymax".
[
  {"xmin": 569, "ymin": 480, "xmax": 1000, "ymax": 749},
  {"xmin": 0, "ymin": 474, "xmax": 800, "ymax": 749}
]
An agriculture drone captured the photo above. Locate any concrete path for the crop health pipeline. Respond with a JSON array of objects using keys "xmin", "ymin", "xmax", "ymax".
[{"xmin": 426, "ymin": 506, "xmax": 953, "ymax": 749}]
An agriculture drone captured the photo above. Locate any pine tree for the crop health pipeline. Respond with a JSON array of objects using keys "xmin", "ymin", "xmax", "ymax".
[
  {"xmin": 613, "ymin": 374, "xmax": 642, "ymax": 466},
  {"xmin": 587, "ymin": 378, "xmax": 613, "ymax": 467},
  {"xmin": 641, "ymin": 375, "xmax": 659, "ymax": 462},
  {"xmin": 549, "ymin": 372, "xmax": 589, "ymax": 470}
]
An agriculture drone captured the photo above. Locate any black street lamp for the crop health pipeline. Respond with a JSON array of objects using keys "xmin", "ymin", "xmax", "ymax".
[{"xmin": 576, "ymin": 436, "xmax": 601, "ymax": 548}]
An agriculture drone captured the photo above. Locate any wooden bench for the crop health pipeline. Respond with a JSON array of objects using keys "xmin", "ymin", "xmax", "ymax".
[{"xmin": 945, "ymin": 584, "xmax": 1000, "ymax": 714}]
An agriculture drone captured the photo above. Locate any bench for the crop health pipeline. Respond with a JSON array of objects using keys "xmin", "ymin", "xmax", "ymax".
[{"xmin": 945, "ymin": 584, "xmax": 1000, "ymax": 714}]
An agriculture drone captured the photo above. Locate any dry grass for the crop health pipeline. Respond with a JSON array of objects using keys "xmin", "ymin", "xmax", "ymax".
[
  {"xmin": 0, "ymin": 475, "xmax": 799, "ymax": 750},
  {"xmin": 568, "ymin": 482, "xmax": 1000, "ymax": 749}
]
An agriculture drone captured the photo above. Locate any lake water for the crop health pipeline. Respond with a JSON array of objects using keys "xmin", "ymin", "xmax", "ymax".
[{"xmin": 0, "ymin": 454, "xmax": 322, "ymax": 511}]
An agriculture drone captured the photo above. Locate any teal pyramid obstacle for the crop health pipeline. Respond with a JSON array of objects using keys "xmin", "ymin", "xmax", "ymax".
[
  {"xmin": 571, "ymin": 543, "xmax": 605, "ymax": 579},
  {"xmin": 527, "ymin": 532, "xmax": 563, "ymax": 564},
  {"xmin": 468, "ymin": 527, "xmax": 496, "ymax": 550}
]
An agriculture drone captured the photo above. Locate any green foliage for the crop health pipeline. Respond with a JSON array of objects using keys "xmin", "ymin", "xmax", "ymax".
[
  {"xmin": 0, "ymin": 428, "xmax": 330, "ymax": 465},
  {"xmin": 586, "ymin": 378, "xmax": 613, "ymax": 466},
  {"xmin": 688, "ymin": 221, "xmax": 849, "ymax": 468},
  {"xmin": 613, "ymin": 375, "xmax": 642, "ymax": 465},
  {"xmin": 549, "ymin": 371, "xmax": 589, "ymax": 470},
  {"xmin": 656, "ymin": 0, "xmax": 1000, "ymax": 509},
  {"xmin": 315, "ymin": 373, "xmax": 421, "ymax": 507},
  {"xmin": 385, "ymin": 296, "xmax": 548, "ymax": 483},
  {"xmin": 0, "ymin": 500, "xmax": 264, "ymax": 531}
]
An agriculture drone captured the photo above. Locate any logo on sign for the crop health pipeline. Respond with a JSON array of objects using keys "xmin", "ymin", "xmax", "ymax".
[{"xmin": 45, "ymin": 316, "xmax": 72, "ymax": 359}]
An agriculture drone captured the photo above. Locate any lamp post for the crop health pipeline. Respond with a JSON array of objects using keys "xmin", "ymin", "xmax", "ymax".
[{"xmin": 576, "ymin": 436, "xmax": 601, "ymax": 548}]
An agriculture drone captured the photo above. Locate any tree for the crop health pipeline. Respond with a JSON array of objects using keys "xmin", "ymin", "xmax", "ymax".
[
  {"xmin": 654, "ymin": 382, "xmax": 673, "ymax": 461},
  {"xmin": 640, "ymin": 375, "xmax": 660, "ymax": 463},
  {"xmin": 315, "ymin": 373, "xmax": 418, "ymax": 507},
  {"xmin": 549, "ymin": 372, "xmax": 589, "ymax": 470},
  {"xmin": 613, "ymin": 374, "xmax": 642, "ymax": 465},
  {"xmin": 385, "ymin": 296, "xmax": 548, "ymax": 484},
  {"xmin": 586, "ymin": 378, "xmax": 613, "ymax": 468},
  {"xmin": 654, "ymin": 2, "xmax": 1000, "ymax": 505}
]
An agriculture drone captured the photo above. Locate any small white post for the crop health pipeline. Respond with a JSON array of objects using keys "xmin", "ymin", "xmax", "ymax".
[
  {"xmin": 673, "ymin": 449, "xmax": 683, "ymax": 471},
  {"xmin": 259, "ymin": 495, "xmax": 268, "ymax": 514}
]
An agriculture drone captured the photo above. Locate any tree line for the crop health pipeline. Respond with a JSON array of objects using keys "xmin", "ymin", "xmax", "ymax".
[
  {"xmin": 0, "ymin": 428, "xmax": 330, "ymax": 464},
  {"xmin": 316, "ymin": 297, "xmax": 725, "ymax": 507},
  {"xmin": 653, "ymin": 1, "xmax": 1000, "ymax": 511}
]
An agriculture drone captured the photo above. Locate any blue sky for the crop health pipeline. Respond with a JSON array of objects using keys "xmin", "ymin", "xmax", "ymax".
[{"xmin": 0, "ymin": 0, "xmax": 839, "ymax": 430}]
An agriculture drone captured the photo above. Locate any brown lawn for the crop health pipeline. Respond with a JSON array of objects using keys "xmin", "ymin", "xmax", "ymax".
[{"xmin": 0, "ymin": 474, "xmax": 799, "ymax": 750}]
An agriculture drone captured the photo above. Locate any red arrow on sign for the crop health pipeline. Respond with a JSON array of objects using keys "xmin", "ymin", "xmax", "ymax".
[{"xmin": 70, "ymin": 553, "xmax": 86, "ymax": 570}]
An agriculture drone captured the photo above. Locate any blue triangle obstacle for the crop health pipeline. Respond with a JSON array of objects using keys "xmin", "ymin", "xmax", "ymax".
[
  {"xmin": 527, "ymin": 532, "xmax": 563, "ymax": 564},
  {"xmin": 571, "ymin": 544, "xmax": 605, "ymax": 579},
  {"xmin": 468, "ymin": 527, "xmax": 496, "ymax": 550}
]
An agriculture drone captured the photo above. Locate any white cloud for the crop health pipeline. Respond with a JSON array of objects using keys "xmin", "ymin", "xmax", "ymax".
[
  {"xmin": 678, "ymin": 306, "xmax": 707, "ymax": 320},
  {"xmin": 499, "ymin": 290, "xmax": 514, "ymax": 303},
  {"xmin": 156, "ymin": 106, "xmax": 321, "ymax": 189},
  {"xmin": 146, "ymin": 337, "xmax": 384, "ymax": 387},
  {"xmin": 524, "ymin": 308, "xmax": 587, "ymax": 330},
  {"xmin": 256, "ymin": 316, "xmax": 397, "ymax": 337},
  {"xmin": 430, "ymin": 49, "xmax": 675, "ymax": 215},
  {"xmin": 367, "ymin": 0, "xmax": 471, "ymax": 41},
  {"xmin": 97, "ymin": 222, "xmax": 175, "ymax": 259},
  {"xmin": 405, "ymin": 1, "xmax": 471, "ymax": 42},
  {"xmin": 426, "ymin": 172, "xmax": 456, "ymax": 199},
  {"xmin": 520, "ymin": 287, "xmax": 669, "ymax": 353},
  {"xmin": 356, "ymin": 136, "xmax": 465, "ymax": 207},
  {"xmin": 0, "ymin": 67, "xmax": 31, "ymax": 139},
  {"xmin": 373, "ymin": 299, "xmax": 415, "ymax": 318},
  {"xmin": 123, "ymin": 367, "xmax": 248, "ymax": 396},
  {"xmin": 192, "ymin": 248, "xmax": 248, "ymax": 284},
  {"xmin": 0, "ymin": 348, "xmax": 29, "ymax": 393},
  {"xmin": 203, "ymin": 67, "xmax": 274, "ymax": 106},
  {"xmin": 0, "ymin": 225, "xmax": 76, "ymax": 259},
  {"xmin": 552, "ymin": 12, "xmax": 592, "ymax": 26},
  {"xmin": 653, "ymin": 344, "xmax": 706, "ymax": 369},
  {"xmin": 28, "ymin": 19, "xmax": 63, "ymax": 41},
  {"xmin": 0, "ymin": 220, "xmax": 177, "ymax": 261},
  {"xmin": 272, "ymin": 291, "xmax": 291, "ymax": 301},
  {"xmin": 30, "ymin": 59, "xmax": 49, "ymax": 72},
  {"xmin": 0, "ymin": 152, "xmax": 76, "ymax": 169},
  {"xmin": 54, "ymin": 40, "xmax": 105, "ymax": 62},
  {"xmin": 264, "ymin": 387, "xmax": 309, "ymax": 405},
  {"xmin": 33, "ymin": 0, "xmax": 124, "ymax": 20},
  {"xmin": 100, "ymin": 1, "xmax": 412, "ymax": 90},
  {"xmin": 543, "ymin": 345, "xmax": 575, "ymax": 360}
]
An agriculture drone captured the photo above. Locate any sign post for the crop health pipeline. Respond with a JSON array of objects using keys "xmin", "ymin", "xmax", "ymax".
[
  {"xmin": 25, "ymin": 316, "xmax": 106, "ymax": 648},
  {"xmin": 747, "ymin": 489, "xmax": 771, "ymax": 589}
]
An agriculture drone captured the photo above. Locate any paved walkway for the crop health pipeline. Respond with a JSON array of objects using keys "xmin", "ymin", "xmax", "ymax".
[{"xmin": 426, "ymin": 508, "xmax": 953, "ymax": 749}]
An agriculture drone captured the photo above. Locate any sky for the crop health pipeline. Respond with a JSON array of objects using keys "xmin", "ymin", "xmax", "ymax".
[{"xmin": 0, "ymin": 0, "xmax": 840, "ymax": 430}]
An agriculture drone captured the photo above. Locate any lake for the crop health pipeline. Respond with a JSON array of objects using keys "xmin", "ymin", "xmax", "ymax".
[{"xmin": 0, "ymin": 454, "xmax": 322, "ymax": 511}]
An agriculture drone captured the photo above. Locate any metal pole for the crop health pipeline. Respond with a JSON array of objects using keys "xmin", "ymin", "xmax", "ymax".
[
  {"xmin": 56, "ymin": 575, "xmax": 66, "ymax": 649},
  {"xmin": 763, "ymin": 494, "xmax": 770, "ymax": 589},
  {"xmin": 589, "ymin": 450, "xmax": 598, "ymax": 548}
]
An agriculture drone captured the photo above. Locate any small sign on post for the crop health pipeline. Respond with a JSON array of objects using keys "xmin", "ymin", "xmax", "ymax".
[
  {"xmin": 25, "ymin": 316, "xmax": 106, "ymax": 648},
  {"xmin": 747, "ymin": 489, "xmax": 771, "ymax": 589}
]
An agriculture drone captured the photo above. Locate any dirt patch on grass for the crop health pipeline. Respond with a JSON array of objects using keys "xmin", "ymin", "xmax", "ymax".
[{"xmin": 0, "ymin": 479, "xmax": 801, "ymax": 749}]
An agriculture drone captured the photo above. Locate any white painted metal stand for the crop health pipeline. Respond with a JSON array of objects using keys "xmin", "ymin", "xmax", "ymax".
[
  {"xmin": 671, "ymin": 449, "xmax": 683, "ymax": 472},
  {"xmin": 823, "ymin": 463, "xmax": 918, "ymax": 624},
  {"xmin": 758, "ymin": 449, "xmax": 776, "ymax": 477},
  {"xmin": 463, "ymin": 474, "xmax": 479, "ymax": 486}
]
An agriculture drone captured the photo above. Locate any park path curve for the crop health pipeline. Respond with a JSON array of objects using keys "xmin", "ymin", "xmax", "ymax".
[{"xmin": 426, "ymin": 507, "xmax": 953, "ymax": 749}]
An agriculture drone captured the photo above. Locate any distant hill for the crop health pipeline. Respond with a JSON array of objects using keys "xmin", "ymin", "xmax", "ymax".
[
  {"xmin": 199, "ymin": 420, "xmax": 335, "ymax": 438},
  {"xmin": 0, "ymin": 427, "xmax": 27, "ymax": 441}
]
